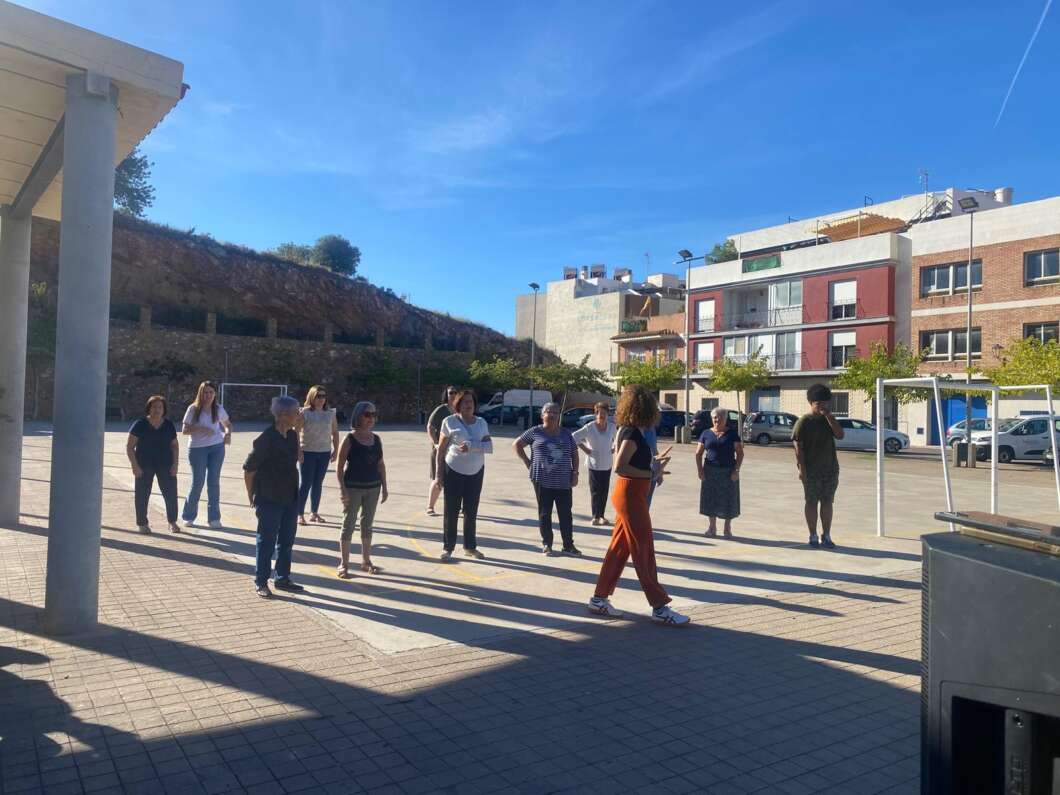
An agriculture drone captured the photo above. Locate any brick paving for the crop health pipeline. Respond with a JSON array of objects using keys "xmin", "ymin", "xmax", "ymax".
[{"xmin": 1, "ymin": 434, "xmax": 920, "ymax": 794}]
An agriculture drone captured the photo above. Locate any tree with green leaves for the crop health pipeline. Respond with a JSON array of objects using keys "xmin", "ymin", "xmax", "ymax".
[
  {"xmin": 833, "ymin": 341, "xmax": 926, "ymax": 404},
  {"xmin": 984, "ymin": 337, "xmax": 1060, "ymax": 388},
  {"xmin": 114, "ymin": 146, "xmax": 155, "ymax": 217},
  {"xmin": 26, "ymin": 282, "xmax": 56, "ymax": 419},
  {"xmin": 468, "ymin": 356, "xmax": 526, "ymax": 394},
  {"xmin": 271, "ymin": 242, "xmax": 314, "ymax": 266},
  {"xmin": 529, "ymin": 355, "xmax": 611, "ymax": 411},
  {"xmin": 313, "ymin": 234, "xmax": 361, "ymax": 276},
  {"xmin": 613, "ymin": 358, "xmax": 685, "ymax": 392},
  {"xmin": 705, "ymin": 351, "xmax": 772, "ymax": 416},
  {"xmin": 707, "ymin": 239, "xmax": 739, "ymax": 264}
]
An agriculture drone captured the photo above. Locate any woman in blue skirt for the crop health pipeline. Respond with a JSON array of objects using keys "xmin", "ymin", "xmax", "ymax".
[{"xmin": 695, "ymin": 406, "xmax": 743, "ymax": 538}]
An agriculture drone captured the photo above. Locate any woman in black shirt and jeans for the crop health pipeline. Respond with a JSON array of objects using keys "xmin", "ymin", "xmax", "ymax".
[{"xmin": 126, "ymin": 395, "xmax": 180, "ymax": 534}]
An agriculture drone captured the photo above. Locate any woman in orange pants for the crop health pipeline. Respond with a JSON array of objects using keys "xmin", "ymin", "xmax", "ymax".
[{"xmin": 588, "ymin": 386, "xmax": 690, "ymax": 625}]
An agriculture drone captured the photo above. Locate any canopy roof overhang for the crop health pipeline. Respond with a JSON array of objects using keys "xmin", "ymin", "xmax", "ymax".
[{"xmin": 0, "ymin": 0, "xmax": 185, "ymax": 220}]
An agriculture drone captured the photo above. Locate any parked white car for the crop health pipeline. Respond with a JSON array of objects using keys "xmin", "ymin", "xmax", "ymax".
[
  {"xmin": 834, "ymin": 418, "xmax": 909, "ymax": 454},
  {"xmin": 945, "ymin": 417, "xmax": 990, "ymax": 447},
  {"xmin": 971, "ymin": 416, "xmax": 1060, "ymax": 464}
]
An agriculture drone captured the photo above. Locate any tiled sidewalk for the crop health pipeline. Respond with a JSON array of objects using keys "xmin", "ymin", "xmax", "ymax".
[{"xmin": 1, "ymin": 450, "xmax": 920, "ymax": 794}]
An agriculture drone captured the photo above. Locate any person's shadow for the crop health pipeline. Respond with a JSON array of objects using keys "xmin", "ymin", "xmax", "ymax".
[{"xmin": 0, "ymin": 647, "xmax": 138, "ymax": 762}]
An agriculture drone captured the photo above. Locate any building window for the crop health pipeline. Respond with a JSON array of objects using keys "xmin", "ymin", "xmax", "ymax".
[
  {"xmin": 775, "ymin": 332, "xmax": 800, "ymax": 370},
  {"xmin": 701, "ymin": 398, "xmax": 719, "ymax": 411},
  {"xmin": 953, "ymin": 329, "xmax": 982, "ymax": 358},
  {"xmin": 695, "ymin": 299, "xmax": 715, "ymax": 333},
  {"xmin": 829, "ymin": 280, "xmax": 857, "ymax": 320},
  {"xmin": 831, "ymin": 392, "xmax": 850, "ymax": 417},
  {"xmin": 663, "ymin": 392, "xmax": 677, "ymax": 408},
  {"xmin": 920, "ymin": 328, "xmax": 982, "ymax": 360},
  {"xmin": 723, "ymin": 337, "xmax": 748, "ymax": 359},
  {"xmin": 829, "ymin": 331, "xmax": 857, "ymax": 368},
  {"xmin": 1025, "ymin": 249, "xmax": 1060, "ymax": 285},
  {"xmin": 1026, "ymin": 322, "xmax": 1059, "ymax": 344},
  {"xmin": 694, "ymin": 341, "xmax": 714, "ymax": 371},
  {"xmin": 920, "ymin": 260, "xmax": 982, "ymax": 296},
  {"xmin": 769, "ymin": 280, "xmax": 802, "ymax": 325}
]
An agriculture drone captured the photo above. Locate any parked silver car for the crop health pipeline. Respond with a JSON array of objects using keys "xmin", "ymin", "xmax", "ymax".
[{"xmin": 742, "ymin": 411, "xmax": 798, "ymax": 445}]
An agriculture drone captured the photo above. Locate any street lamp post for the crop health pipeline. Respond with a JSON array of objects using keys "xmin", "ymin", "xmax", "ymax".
[
  {"xmin": 528, "ymin": 282, "xmax": 540, "ymax": 429},
  {"xmin": 957, "ymin": 195, "xmax": 979, "ymax": 463},
  {"xmin": 678, "ymin": 250, "xmax": 694, "ymax": 440}
]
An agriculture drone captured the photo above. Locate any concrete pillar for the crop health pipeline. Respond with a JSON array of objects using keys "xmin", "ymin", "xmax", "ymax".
[
  {"xmin": 323, "ymin": 322, "xmax": 333, "ymax": 344},
  {"xmin": 0, "ymin": 212, "xmax": 32, "ymax": 526},
  {"xmin": 44, "ymin": 73, "xmax": 118, "ymax": 635},
  {"xmin": 138, "ymin": 305, "xmax": 151, "ymax": 331},
  {"xmin": 267, "ymin": 317, "xmax": 277, "ymax": 338},
  {"xmin": 205, "ymin": 312, "xmax": 217, "ymax": 335}
]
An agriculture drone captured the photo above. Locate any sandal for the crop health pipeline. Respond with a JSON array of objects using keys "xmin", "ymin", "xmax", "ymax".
[
  {"xmin": 705, "ymin": 529, "xmax": 717, "ymax": 538},
  {"xmin": 299, "ymin": 516, "xmax": 308, "ymax": 526},
  {"xmin": 425, "ymin": 507, "xmax": 438, "ymax": 517},
  {"xmin": 310, "ymin": 514, "xmax": 325, "ymax": 523},
  {"xmin": 360, "ymin": 562, "xmax": 381, "ymax": 574},
  {"xmin": 336, "ymin": 565, "xmax": 350, "ymax": 578}
]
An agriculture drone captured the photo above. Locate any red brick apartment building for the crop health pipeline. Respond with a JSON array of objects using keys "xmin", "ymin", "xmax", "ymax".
[{"xmin": 904, "ymin": 196, "xmax": 1060, "ymax": 445}]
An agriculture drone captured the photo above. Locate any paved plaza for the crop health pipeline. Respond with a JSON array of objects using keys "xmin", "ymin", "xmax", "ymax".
[{"xmin": 2, "ymin": 421, "xmax": 1055, "ymax": 793}]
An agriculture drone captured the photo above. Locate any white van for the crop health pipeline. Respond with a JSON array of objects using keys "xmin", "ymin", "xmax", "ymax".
[
  {"xmin": 482, "ymin": 389, "xmax": 551, "ymax": 410},
  {"xmin": 971, "ymin": 416, "xmax": 1060, "ymax": 463}
]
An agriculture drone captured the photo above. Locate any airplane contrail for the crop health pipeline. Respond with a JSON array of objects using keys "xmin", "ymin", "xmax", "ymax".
[{"xmin": 994, "ymin": 0, "xmax": 1054, "ymax": 128}]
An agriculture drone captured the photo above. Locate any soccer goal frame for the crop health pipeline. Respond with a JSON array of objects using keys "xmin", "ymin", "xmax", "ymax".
[
  {"xmin": 219, "ymin": 382, "xmax": 289, "ymax": 410},
  {"xmin": 874, "ymin": 377, "xmax": 1058, "ymax": 536}
]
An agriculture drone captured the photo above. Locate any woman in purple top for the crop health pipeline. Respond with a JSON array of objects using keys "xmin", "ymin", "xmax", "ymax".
[
  {"xmin": 513, "ymin": 402, "xmax": 581, "ymax": 556},
  {"xmin": 695, "ymin": 406, "xmax": 744, "ymax": 538}
]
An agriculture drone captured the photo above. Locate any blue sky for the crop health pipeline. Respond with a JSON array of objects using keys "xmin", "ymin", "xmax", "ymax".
[{"xmin": 23, "ymin": 0, "xmax": 1060, "ymax": 335}]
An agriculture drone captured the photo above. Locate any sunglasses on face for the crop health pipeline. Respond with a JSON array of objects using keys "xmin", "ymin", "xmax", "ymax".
[{"xmin": 363, "ymin": 411, "xmax": 377, "ymax": 418}]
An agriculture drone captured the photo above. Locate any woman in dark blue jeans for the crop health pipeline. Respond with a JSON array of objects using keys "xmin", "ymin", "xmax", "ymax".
[
  {"xmin": 244, "ymin": 395, "xmax": 304, "ymax": 599},
  {"xmin": 296, "ymin": 385, "xmax": 339, "ymax": 525},
  {"xmin": 181, "ymin": 381, "xmax": 232, "ymax": 529}
]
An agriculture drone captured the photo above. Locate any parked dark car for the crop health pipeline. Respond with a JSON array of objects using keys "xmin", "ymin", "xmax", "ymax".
[
  {"xmin": 655, "ymin": 410, "xmax": 692, "ymax": 439},
  {"xmin": 561, "ymin": 407, "xmax": 592, "ymax": 428},
  {"xmin": 691, "ymin": 409, "xmax": 741, "ymax": 438},
  {"xmin": 478, "ymin": 404, "xmax": 541, "ymax": 426}
]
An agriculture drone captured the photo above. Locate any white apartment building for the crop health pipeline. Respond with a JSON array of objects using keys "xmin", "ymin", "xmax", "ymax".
[{"xmin": 514, "ymin": 266, "xmax": 684, "ymax": 377}]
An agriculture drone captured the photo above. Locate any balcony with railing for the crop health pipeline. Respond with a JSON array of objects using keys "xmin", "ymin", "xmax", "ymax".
[
  {"xmin": 692, "ymin": 351, "xmax": 808, "ymax": 374},
  {"xmin": 707, "ymin": 299, "xmax": 872, "ymax": 333},
  {"xmin": 611, "ymin": 351, "xmax": 681, "ymax": 375}
]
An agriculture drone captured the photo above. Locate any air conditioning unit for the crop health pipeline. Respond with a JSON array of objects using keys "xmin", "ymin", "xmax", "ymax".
[
  {"xmin": 590, "ymin": 264, "xmax": 606, "ymax": 279},
  {"xmin": 563, "ymin": 267, "xmax": 577, "ymax": 280}
]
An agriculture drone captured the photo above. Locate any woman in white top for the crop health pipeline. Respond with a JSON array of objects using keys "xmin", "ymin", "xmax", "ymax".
[
  {"xmin": 180, "ymin": 381, "xmax": 232, "ymax": 528},
  {"xmin": 572, "ymin": 401, "xmax": 617, "ymax": 525},
  {"xmin": 434, "ymin": 389, "xmax": 492, "ymax": 561},
  {"xmin": 296, "ymin": 385, "xmax": 339, "ymax": 525}
]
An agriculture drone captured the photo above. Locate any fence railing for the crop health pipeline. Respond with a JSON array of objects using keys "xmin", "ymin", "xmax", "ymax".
[
  {"xmin": 693, "ymin": 351, "xmax": 808, "ymax": 373},
  {"xmin": 709, "ymin": 299, "xmax": 874, "ymax": 332}
]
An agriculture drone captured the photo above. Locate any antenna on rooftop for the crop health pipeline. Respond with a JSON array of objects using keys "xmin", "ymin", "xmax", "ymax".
[
  {"xmin": 919, "ymin": 169, "xmax": 930, "ymax": 196},
  {"xmin": 644, "ymin": 252, "xmax": 651, "ymax": 282}
]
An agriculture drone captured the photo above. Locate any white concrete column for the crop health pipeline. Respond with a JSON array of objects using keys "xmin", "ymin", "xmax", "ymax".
[
  {"xmin": 44, "ymin": 73, "xmax": 118, "ymax": 635},
  {"xmin": 0, "ymin": 212, "xmax": 32, "ymax": 526}
]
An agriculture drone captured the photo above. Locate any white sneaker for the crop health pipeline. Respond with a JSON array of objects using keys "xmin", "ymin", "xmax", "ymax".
[
  {"xmin": 208, "ymin": 520, "xmax": 223, "ymax": 529},
  {"xmin": 184, "ymin": 520, "xmax": 196, "ymax": 529},
  {"xmin": 651, "ymin": 605, "xmax": 691, "ymax": 625},
  {"xmin": 588, "ymin": 597, "xmax": 622, "ymax": 617}
]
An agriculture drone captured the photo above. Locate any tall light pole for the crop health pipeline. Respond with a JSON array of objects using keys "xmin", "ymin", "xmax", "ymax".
[
  {"xmin": 957, "ymin": 195, "xmax": 979, "ymax": 462},
  {"xmin": 678, "ymin": 250, "xmax": 695, "ymax": 441},
  {"xmin": 528, "ymin": 282, "xmax": 540, "ymax": 428}
]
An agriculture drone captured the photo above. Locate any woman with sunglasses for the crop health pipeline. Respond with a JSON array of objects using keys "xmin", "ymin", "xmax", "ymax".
[
  {"xmin": 335, "ymin": 401, "xmax": 388, "ymax": 577},
  {"xmin": 297, "ymin": 385, "xmax": 339, "ymax": 525}
]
